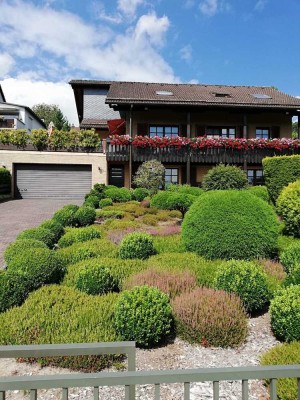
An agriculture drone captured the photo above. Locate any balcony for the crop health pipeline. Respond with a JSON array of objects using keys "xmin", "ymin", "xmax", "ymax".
[
  {"xmin": 105, "ymin": 136, "xmax": 300, "ymax": 164},
  {"xmin": 0, "ymin": 119, "xmax": 14, "ymax": 129}
]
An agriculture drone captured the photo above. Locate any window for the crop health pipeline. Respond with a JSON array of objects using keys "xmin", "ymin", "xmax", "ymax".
[
  {"xmin": 256, "ymin": 128, "xmax": 269, "ymax": 139},
  {"xmin": 247, "ymin": 169, "xmax": 264, "ymax": 185},
  {"xmin": 149, "ymin": 125, "xmax": 179, "ymax": 138},
  {"xmin": 206, "ymin": 127, "xmax": 236, "ymax": 138},
  {"xmin": 165, "ymin": 168, "xmax": 179, "ymax": 184}
]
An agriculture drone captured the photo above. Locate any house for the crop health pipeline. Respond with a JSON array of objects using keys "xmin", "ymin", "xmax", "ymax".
[{"xmin": 70, "ymin": 80, "xmax": 300, "ymax": 187}]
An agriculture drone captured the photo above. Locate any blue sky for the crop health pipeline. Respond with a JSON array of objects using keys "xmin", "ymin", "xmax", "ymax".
[{"xmin": 0, "ymin": 0, "xmax": 299, "ymax": 124}]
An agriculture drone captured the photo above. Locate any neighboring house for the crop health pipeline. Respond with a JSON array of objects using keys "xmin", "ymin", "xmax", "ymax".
[
  {"xmin": 0, "ymin": 84, "xmax": 6, "ymax": 103},
  {"xmin": 70, "ymin": 80, "xmax": 300, "ymax": 187}
]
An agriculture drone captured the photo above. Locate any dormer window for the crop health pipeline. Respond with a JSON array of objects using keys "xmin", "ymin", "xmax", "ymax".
[{"xmin": 213, "ymin": 93, "xmax": 231, "ymax": 98}]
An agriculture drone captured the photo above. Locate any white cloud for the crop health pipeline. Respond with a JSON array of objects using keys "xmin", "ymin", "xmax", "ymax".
[
  {"xmin": 254, "ymin": 0, "xmax": 267, "ymax": 11},
  {"xmin": 179, "ymin": 45, "xmax": 193, "ymax": 62},
  {"xmin": 1, "ymin": 78, "xmax": 78, "ymax": 125},
  {"xmin": 199, "ymin": 0, "xmax": 218, "ymax": 16},
  {"xmin": 0, "ymin": 53, "xmax": 15, "ymax": 78},
  {"xmin": 117, "ymin": 0, "xmax": 145, "ymax": 17},
  {"xmin": 134, "ymin": 13, "xmax": 170, "ymax": 46},
  {"xmin": 92, "ymin": 2, "xmax": 123, "ymax": 24}
]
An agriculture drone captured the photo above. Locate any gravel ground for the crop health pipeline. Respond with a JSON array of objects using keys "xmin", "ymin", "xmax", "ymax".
[{"xmin": 0, "ymin": 312, "xmax": 278, "ymax": 400}]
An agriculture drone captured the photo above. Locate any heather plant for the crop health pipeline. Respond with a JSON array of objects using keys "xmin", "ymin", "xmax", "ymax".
[
  {"xmin": 142, "ymin": 214, "xmax": 158, "ymax": 226},
  {"xmin": 75, "ymin": 206, "xmax": 96, "ymax": 226},
  {"xmin": 119, "ymin": 232, "xmax": 155, "ymax": 260},
  {"xmin": 123, "ymin": 268, "xmax": 197, "ymax": 299},
  {"xmin": 53, "ymin": 204, "xmax": 79, "ymax": 227},
  {"xmin": 276, "ymin": 180, "xmax": 300, "ymax": 237},
  {"xmin": 259, "ymin": 259, "xmax": 286, "ymax": 297},
  {"xmin": 17, "ymin": 227, "xmax": 56, "ymax": 248},
  {"xmin": 270, "ymin": 285, "xmax": 300, "ymax": 341},
  {"xmin": 133, "ymin": 159, "xmax": 165, "ymax": 195},
  {"xmin": 0, "ymin": 286, "xmax": 120, "ymax": 371},
  {"xmin": 172, "ymin": 287, "xmax": 248, "ymax": 348},
  {"xmin": 4, "ymin": 239, "xmax": 47, "ymax": 266},
  {"xmin": 40, "ymin": 219, "xmax": 64, "ymax": 243},
  {"xmin": 152, "ymin": 234, "xmax": 185, "ymax": 254},
  {"xmin": 114, "ymin": 286, "xmax": 173, "ymax": 348},
  {"xmin": 96, "ymin": 209, "xmax": 125, "ymax": 220},
  {"xmin": 202, "ymin": 164, "xmax": 248, "ymax": 191},
  {"xmin": 279, "ymin": 244, "xmax": 300, "ymax": 273},
  {"xmin": 58, "ymin": 226, "xmax": 101, "ymax": 248},
  {"xmin": 182, "ymin": 190, "xmax": 280, "ymax": 260},
  {"xmin": 214, "ymin": 260, "xmax": 270, "ymax": 313}
]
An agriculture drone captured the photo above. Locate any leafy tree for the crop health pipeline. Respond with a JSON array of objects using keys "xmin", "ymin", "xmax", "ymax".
[
  {"xmin": 133, "ymin": 160, "xmax": 165, "ymax": 195},
  {"xmin": 292, "ymin": 121, "xmax": 298, "ymax": 139},
  {"xmin": 32, "ymin": 104, "xmax": 70, "ymax": 131}
]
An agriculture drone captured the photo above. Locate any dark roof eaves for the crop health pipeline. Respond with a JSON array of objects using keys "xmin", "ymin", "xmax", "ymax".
[{"xmin": 0, "ymin": 102, "xmax": 47, "ymax": 127}]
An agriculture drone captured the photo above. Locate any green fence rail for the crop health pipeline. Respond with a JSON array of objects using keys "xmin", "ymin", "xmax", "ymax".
[{"xmin": 0, "ymin": 343, "xmax": 300, "ymax": 399}]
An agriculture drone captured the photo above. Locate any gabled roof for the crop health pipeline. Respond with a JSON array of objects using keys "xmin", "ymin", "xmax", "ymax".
[
  {"xmin": 0, "ymin": 102, "xmax": 47, "ymax": 128},
  {"xmin": 0, "ymin": 84, "xmax": 6, "ymax": 102},
  {"xmin": 105, "ymin": 81, "xmax": 300, "ymax": 110}
]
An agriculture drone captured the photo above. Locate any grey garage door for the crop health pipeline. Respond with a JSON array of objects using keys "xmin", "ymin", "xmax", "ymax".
[{"xmin": 14, "ymin": 164, "xmax": 92, "ymax": 199}]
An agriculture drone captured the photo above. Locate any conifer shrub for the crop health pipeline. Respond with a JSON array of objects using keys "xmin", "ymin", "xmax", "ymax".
[
  {"xmin": 99, "ymin": 198, "xmax": 113, "ymax": 208},
  {"xmin": 0, "ymin": 271, "xmax": 31, "ymax": 312},
  {"xmin": 4, "ymin": 239, "xmax": 47, "ymax": 266},
  {"xmin": 214, "ymin": 260, "xmax": 270, "ymax": 313},
  {"xmin": 276, "ymin": 180, "xmax": 300, "ymax": 237},
  {"xmin": 0, "ymin": 286, "xmax": 120, "ymax": 371},
  {"xmin": 132, "ymin": 188, "xmax": 150, "ymax": 202},
  {"xmin": 279, "ymin": 244, "xmax": 300, "ymax": 273},
  {"xmin": 123, "ymin": 268, "xmax": 197, "ymax": 299},
  {"xmin": 166, "ymin": 183, "xmax": 203, "ymax": 196},
  {"xmin": 75, "ymin": 206, "xmax": 96, "ymax": 226},
  {"xmin": 150, "ymin": 191, "xmax": 195, "ymax": 216},
  {"xmin": 260, "ymin": 342, "xmax": 300, "ymax": 400},
  {"xmin": 247, "ymin": 185, "xmax": 270, "ymax": 203},
  {"xmin": 104, "ymin": 187, "xmax": 131, "ymax": 203},
  {"xmin": 172, "ymin": 287, "xmax": 248, "ymax": 348},
  {"xmin": 56, "ymin": 239, "xmax": 118, "ymax": 266},
  {"xmin": 40, "ymin": 219, "xmax": 64, "ymax": 243},
  {"xmin": 182, "ymin": 190, "xmax": 280, "ymax": 260},
  {"xmin": 53, "ymin": 204, "xmax": 79, "ymax": 227},
  {"xmin": 8, "ymin": 248, "xmax": 65, "ymax": 290},
  {"xmin": 202, "ymin": 164, "xmax": 248, "ymax": 191},
  {"xmin": 83, "ymin": 195, "xmax": 100, "ymax": 208},
  {"xmin": 17, "ymin": 227, "xmax": 55, "ymax": 248},
  {"xmin": 114, "ymin": 286, "xmax": 173, "ymax": 348},
  {"xmin": 270, "ymin": 285, "xmax": 300, "ymax": 341},
  {"xmin": 96, "ymin": 209, "xmax": 125, "ymax": 220},
  {"xmin": 74, "ymin": 264, "xmax": 118, "ymax": 295},
  {"xmin": 58, "ymin": 226, "xmax": 101, "ymax": 248},
  {"xmin": 119, "ymin": 233, "xmax": 155, "ymax": 260},
  {"xmin": 283, "ymin": 263, "xmax": 300, "ymax": 287}
]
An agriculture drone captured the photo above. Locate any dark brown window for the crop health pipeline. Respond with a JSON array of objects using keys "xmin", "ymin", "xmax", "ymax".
[
  {"xmin": 149, "ymin": 125, "xmax": 179, "ymax": 138},
  {"xmin": 256, "ymin": 128, "xmax": 269, "ymax": 139},
  {"xmin": 165, "ymin": 168, "xmax": 179, "ymax": 184},
  {"xmin": 206, "ymin": 127, "xmax": 236, "ymax": 138},
  {"xmin": 247, "ymin": 169, "xmax": 264, "ymax": 185}
]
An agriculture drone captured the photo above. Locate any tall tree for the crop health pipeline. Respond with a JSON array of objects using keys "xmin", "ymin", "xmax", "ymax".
[
  {"xmin": 292, "ymin": 121, "xmax": 298, "ymax": 139},
  {"xmin": 32, "ymin": 104, "xmax": 70, "ymax": 131}
]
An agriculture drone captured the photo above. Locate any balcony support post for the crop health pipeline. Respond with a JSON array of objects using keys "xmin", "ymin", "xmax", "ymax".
[
  {"xmin": 186, "ymin": 112, "xmax": 191, "ymax": 184},
  {"xmin": 129, "ymin": 104, "xmax": 133, "ymax": 188},
  {"xmin": 243, "ymin": 114, "xmax": 248, "ymax": 171}
]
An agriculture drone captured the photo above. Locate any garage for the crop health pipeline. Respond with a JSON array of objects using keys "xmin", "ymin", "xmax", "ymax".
[{"xmin": 14, "ymin": 164, "xmax": 92, "ymax": 199}]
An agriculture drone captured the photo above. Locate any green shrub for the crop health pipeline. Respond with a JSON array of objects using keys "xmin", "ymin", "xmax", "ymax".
[
  {"xmin": 119, "ymin": 233, "xmax": 155, "ymax": 260},
  {"xmin": 0, "ymin": 271, "xmax": 31, "ymax": 312},
  {"xmin": 182, "ymin": 190, "xmax": 280, "ymax": 260},
  {"xmin": 0, "ymin": 168, "xmax": 11, "ymax": 193},
  {"xmin": 74, "ymin": 206, "xmax": 96, "ymax": 226},
  {"xmin": 114, "ymin": 286, "xmax": 172, "ymax": 348},
  {"xmin": 152, "ymin": 235, "xmax": 185, "ymax": 254},
  {"xmin": 99, "ymin": 198, "xmax": 113, "ymax": 208},
  {"xmin": 74, "ymin": 264, "xmax": 118, "ymax": 295},
  {"xmin": 172, "ymin": 287, "xmax": 248, "ymax": 348},
  {"xmin": 277, "ymin": 180, "xmax": 300, "ymax": 237},
  {"xmin": 132, "ymin": 188, "xmax": 150, "ymax": 202},
  {"xmin": 123, "ymin": 268, "xmax": 197, "ymax": 299},
  {"xmin": 30, "ymin": 129, "xmax": 48, "ymax": 150},
  {"xmin": 8, "ymin": 248, "xmax": 65, "ymax": 290},
  {"xmin": 53, "ymin": 204, "xmax": 79, "ymax": 227},
  {"xmin": 9, "ymin": 129, "xmax": 28, "ymax": 148},
  {"xmin": 63, "ymin": 257, "xmax": 146, "ymax": 289},
  {"xmin": 58, "ymin": 226, "xmax": 101, "ymax": 248},
  {"xmin": 259, "ymin": 259, "xmax": 286, "ymax": 298},
  {"xmin": 270, "ymin": 285, "xmax": 300, "ymax": 341},
  {"xmin": 84, "ymin": 195, "xmax": 100, "ymax": 208},
  {"xmin": 151, "ymin": 191, "xmax": 195, "ymax": 216},
  {"xmin": 17, "ymin": 227, "xmax": 55, "ymax": 248},
  {"xmin": 40, "ymin": 219, "xmax": 64, "ymax": 243},
  {"xmin": 133, "ymin": 160, "xmax": 165, "ymax": 195},
  {"xmin": 247, "ymin": 185, "xmax": 270, "ymax": 203},
  {"xmin": 0, "ymin": 130, "xmax": 10, "ymax": 145},
  {"xmin": 104, "ymin": 187, "xmax": 131, "ymax": 203},
  {"xmin": 57, "ymin": 239, "xmax": 118, "ymax": 266},
  {"xmin": 280, "ymin": 244, "xmax": 300, "ymax": 273},
  {"xmin": 4, "ymin": 239, "xmax": 47, "ymax": 266},
  {"xmin": 96, "ymin": 209, "xmax": 125, "ymax": 219},
  {"xmin": 202, "ymin": 164, "xmax": 248, "ymax": 191},
  {"xmin": 166, "ymin": 184, "xmax": 203, "ymax": 197},
  {"xmin": 168, "ymin": 210, "xmax": 182, "ymax": 218},
  {"xmin": 263, "ymin": 155, "xmax": 300, "ymax": 203},
  {"xmin": 260, "ymin": 342, "xmax": 300, "ymax": 400},
  {"xmin": 142, "ymin": 214, "xmax": 158, "ymax": 226},
  {"xmin": 0, "ymin": 286, "xmax": 120, "ymax": 371},
  {"xmin": 214, "ymin": 260, "xmax": 270, "ymax": 313},
  {"xmin": 103, "ymin": 219, "xmax": 141, "ymax": 231},
  {"xmin": 283, "ymin": 263, "xmax": 300, "ymax": 286},
  {"xmin": 278, "ymin": 235, "xmax": 300, "ymax": 253}
]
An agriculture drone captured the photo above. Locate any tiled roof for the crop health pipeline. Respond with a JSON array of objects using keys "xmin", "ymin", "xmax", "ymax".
[
  {"xmin": 105, "ymin": 81, "xmax": 300, "ymax": 109},
  {"xmin": 80, "ymin": 118, "xmax": 108, "ymax": 128}
]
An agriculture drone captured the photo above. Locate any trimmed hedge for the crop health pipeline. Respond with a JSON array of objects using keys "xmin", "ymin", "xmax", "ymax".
[
  {"xmin": 114, "ymin": 286, "xmax": 173, "ymax": 348},
  {"xmin": 104, "ymin": 187, "xmax": 131, "ymax": 203},
  {"xmin": 270, "ymin": 285, "xmax": 300, "ymax": 342},
  {"xmin": 53, "ymin": 204, "xmax": 79, "ymax": 227},
  {"xmin": 4, "ymin": 239, "xmax": 47, "ymax": 266},
  {"xmin": 58, "ymin": 226, "xmax": 101, "ymax": 248},
  {"xmin": 263, "ymin": 155, "xmax": 300, "ymax": 202},
  {"xmin": 182, "ymin": 190, "xmax": 280, "ymax": 260},
  {"xmin": 75, "ymin": 206, "xmax": 96, "ymax": 226},
  {"xmin": 214, "ymin": 260, "xmax": 270, "ymax": 313},
  {"xmin": 247, "ymin": 185, "xmax": 270, "ymax": 203},
  {"xmin": 132, "ymin": 188, "xmax": 150, "ymax": 202},
  {"xmin": 202, "ymin": 164, "xmax": 248, "ymax": 191},
  {"xmin": 119, "ymin": 232, "xmax": 155, "ymax": 260},
  {"xmin": 150, "ymin": 191, "xmax": 195, "ymax": 216},
  {"xmin": 279, "ymin": 244, "xmax": 300, "ymax": 273},
  {"xmin": 99, "ymin": 198, "xmax": 113, "ymax": 208},
  {"xmin": 74, "ymin": 264, "xmax": 118, "ymax": 295},
  {"xmin": 0, "ymin": 286, "xmax": 120, "ymax": 371},
  {"xmin": 84, "ymin": 195, "xmax": 100, "ymax": 208},
  {"xmin": 40, "ymin": 219, "xmax": 64, "ymax": 243},
  {"xmin": 277, "ymin": 180, "xmax": 300, "ymax": 237},
  {"xmin": 260, "ymin": 342, "xmax": 300, "ymax": 400},
  {"xmin": 17, "ymin": 227, "xmax": 56, "ymax": 248},
  {"xmin": 172, "ymin": 287, "xmax": 248, "ymax": 348},
  {"xmin": 166, "ymin": 184, "xmax": 203, "ymax": 197},
  {"xmin": 0, "ymin": 271, "xmax": 31, "ymax": 312}
]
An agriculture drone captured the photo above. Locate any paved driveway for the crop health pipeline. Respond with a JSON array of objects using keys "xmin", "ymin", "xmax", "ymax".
[{"xmin": 0, "ymin": 199, "xmax": 82, "ymax": 268}]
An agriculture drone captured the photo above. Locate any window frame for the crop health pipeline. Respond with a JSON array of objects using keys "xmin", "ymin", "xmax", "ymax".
[
  {"xmin": 255, "ymin": 127, "xmax": 270, "ymax": 139},
  {"xmin": 206, "ymin": 126, "xmax": 236, "ymax": 139},
  {"xmin": 247, "ymin": 169, "xmax": 264, "ymax": 186},
  {"xmin": 149, "ymin": 125, "xmax": 179, "ymax": 138},
  {"xmin": 165, "ymin": 168, "xmax": 179, "ymax": 185}
]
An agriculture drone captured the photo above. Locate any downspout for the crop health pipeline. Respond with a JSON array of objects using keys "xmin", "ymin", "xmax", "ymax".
[{"xmin": 129, "ymin": 104, "xmax": 133, "ymax": 188}]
